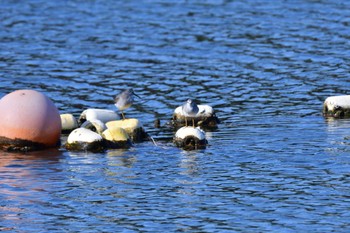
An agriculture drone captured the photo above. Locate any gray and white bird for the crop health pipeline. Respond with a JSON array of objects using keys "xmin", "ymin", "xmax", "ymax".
[
  {"xmin": 114, "ymin": 88, "xmax": 140, "ymax": 120},
  {"xmin": 182, "ymin": 99, "xmax": 199, "ymax": 127}
]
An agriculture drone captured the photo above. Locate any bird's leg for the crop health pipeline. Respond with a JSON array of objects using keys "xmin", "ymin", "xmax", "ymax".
[
  {"xmin": 184, "ymin": 116, "xmax": 188, "ymax": 127},
  {"xmin": 192, "ymin": 119, "xmax": 195, "ymax": 128},
  {"xmin": 121, "ymin": 111, "xmax": 126, "ymax": 120}
]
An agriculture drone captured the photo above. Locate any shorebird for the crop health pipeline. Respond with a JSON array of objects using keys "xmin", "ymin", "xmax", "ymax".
[
  {"xmin": 182, "ymin": 99, "xmax": 199, "ymax": 127},
  {"xmin": 114, "ymin": 88, "xmax": 140, "ymax": 120}
]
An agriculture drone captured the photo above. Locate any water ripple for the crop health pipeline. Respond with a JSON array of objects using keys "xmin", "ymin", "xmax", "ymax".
[{"xmin": 1, "ymin": 0, "xmax": 350, "ymax": 232}]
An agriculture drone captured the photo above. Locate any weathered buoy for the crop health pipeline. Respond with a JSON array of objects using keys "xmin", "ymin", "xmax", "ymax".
[
  {"xmin": 80, "ymin": 119, "xmax": 106, "ymax": 134},
  {"xmin": 106, "ymin": 119, "xmax": 148, "ymax": 142},
  {"xmin": 174, "ymin": 126, "xmax": 207, "ymax": 150},
  {"xmin": 172, "ymin": 104, "xmax": 219, "ymax": 129},
  {"xmin": 65, "ymin": 128, "xmax": 104, "ymax": 152},
  {"xmin": 79, "ymin": 108, "xmax": 119, "ymax": 124},
  {"xmin": 60, "ymin": 113, "xmax": 78, "ymax": 133},
  {"xmin": 102, "ymin": 126, "xmax": 131, "ymax": 149},
  {"xmin": 0, "ymin": 90, "xmax": 61, "ymax": 151},
  {"xmin": 323, "ymin": 95, "xmax": 350, "ymax": 118}
]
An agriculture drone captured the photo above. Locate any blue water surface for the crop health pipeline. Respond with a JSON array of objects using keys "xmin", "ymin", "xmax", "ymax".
[{"xmin": 1, "ymin": 0, "xmax": 350, "ymax": 232}]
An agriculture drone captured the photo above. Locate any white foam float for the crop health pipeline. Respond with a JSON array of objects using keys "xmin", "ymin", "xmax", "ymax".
[
  {"xmin": 174, "ymin": 126, "xmax": 207, "ymax": 150},
  {"xmin": 60, "ymin": 113, "xmax": 79, "ymax": 132},
  {"xmin": 66, "ymin": 128, "xmax": 104, "ymax": 152},
  {"xmin": 79, "ymin": 108, "xmax": 119, "ymax": 123},
  {"xmin": 323, "ymin": 95, "xmax": 350, "ymax": 117}
]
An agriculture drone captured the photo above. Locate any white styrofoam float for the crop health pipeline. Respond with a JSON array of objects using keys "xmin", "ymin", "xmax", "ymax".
[
  {"xmin": 102, "ymin": 126, "xmax": 131, "ymax": 149},
  {"xmin": 80, "ymin": 119, "xmax": 106, "ymax": 134},
  {"xmin": 60, "ymin": 113, "xmax": 79, "ymax": 132},
  {"xmin": 174, "ymin": 126, "xmax": 207, "ymax": 150},
  {"xmin": 79, "ymin": 108, "xmax": 119, "ymax": 124},
  {"xmin": 106, "ymin": 118, "xmax": 148, "ymax": 142},
  {"xmin": 323, "ymin": 95, "xmax": 350, "ymax": 117},
  {"xmin": 66, "ymin": 128, "xmax": 104, "ymax": 152},
  {"xmin": 65, "ymin": 118, "xmax": 138, "ymax": 151}
]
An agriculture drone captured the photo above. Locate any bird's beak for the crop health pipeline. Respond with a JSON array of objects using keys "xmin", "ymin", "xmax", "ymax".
[{"xmin": 132, "ymin": 91, "xmax": 141, "ymax": 99}]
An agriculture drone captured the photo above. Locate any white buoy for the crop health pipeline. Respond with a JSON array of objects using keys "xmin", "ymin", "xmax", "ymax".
[
  {"xmin": 174, "ymin": 126, "xmax": 207, "ymax": 150},
  {"xmin": 324, "ymin": 95, "xmax": 350, "ymax": 117},
  {"xmin": 66, "ymin": 128, "xmax": 104, "ymax": 152},
  {"xmin": 60, "ymin": 113, "xmax": 79, "ymax": 132},
  {"xmin": 79, "ymin": 109, "xmax": 119, "ymax": 124}
]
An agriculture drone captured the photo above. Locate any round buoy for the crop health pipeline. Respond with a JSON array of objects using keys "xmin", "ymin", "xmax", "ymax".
[{"xmin": 0, "ymin": 90, "xmax": 61, "ymax": 151}]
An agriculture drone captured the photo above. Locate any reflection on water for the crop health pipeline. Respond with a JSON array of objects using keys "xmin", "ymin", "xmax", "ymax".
[
  {"xmin": 0, "ymin": 150, "xmax": 62, "ymax": 228},
  {"xmin": 325, "ymin": 118, "xmax": 350, "ymax": 157},
  {"xmin": 1, "ymin": 0, "xmax": 350, "ymax": 232}
]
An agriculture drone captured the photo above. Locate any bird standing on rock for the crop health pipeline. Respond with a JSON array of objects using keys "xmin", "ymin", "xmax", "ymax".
[
  {"xmin": 114, "ymin": 88, "xmax": 140, "ymax": 120},
  {"xmin": 182, "ymin": 99, "xmax": 199, "ymax": 127}
]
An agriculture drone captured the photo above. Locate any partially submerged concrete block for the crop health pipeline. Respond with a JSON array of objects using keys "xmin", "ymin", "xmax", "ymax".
[
  {"xmin": 174, "ymin": 126, "xmax": 207, "ymax": 150},
  {"xmin": 172, "ymin": 104, "xmax": 219, "ymax": 129},
  {"xmin": 323, "ymin": 95, "xmax": 350, "ymax": 118}
]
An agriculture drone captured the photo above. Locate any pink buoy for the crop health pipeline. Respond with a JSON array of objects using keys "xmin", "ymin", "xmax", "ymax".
[{"xmin": 0, "ymin": 90, "xmax": 61, "ymax": 151}]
